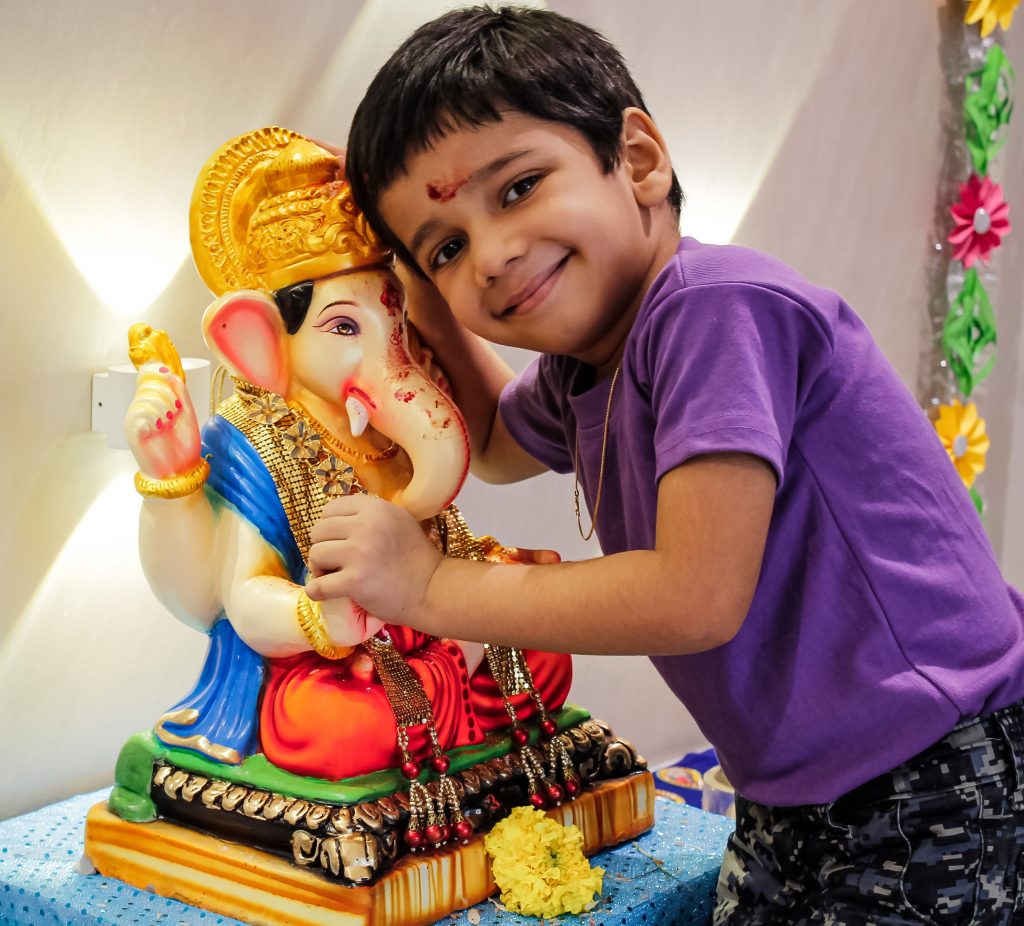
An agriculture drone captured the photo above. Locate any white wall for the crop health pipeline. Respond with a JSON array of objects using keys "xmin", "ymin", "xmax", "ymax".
[{"xmin": 1, "ymin": 0, "xmax": 1021, "ymax": 819}]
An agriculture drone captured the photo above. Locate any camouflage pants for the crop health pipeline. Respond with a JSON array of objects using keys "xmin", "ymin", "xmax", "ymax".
[{"xmin": 714, "ymin": 700, "xmax": 1024, "ymax": 925}]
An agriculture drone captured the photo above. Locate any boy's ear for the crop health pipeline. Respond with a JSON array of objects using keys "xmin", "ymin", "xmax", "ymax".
[{"xmin": 620, "ymin": 107, "xmax": 674, "ymax": 209}]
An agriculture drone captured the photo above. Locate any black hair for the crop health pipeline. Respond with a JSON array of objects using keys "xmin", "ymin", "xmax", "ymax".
[
  {"xmin": 275, "ymin": 280, "xmax": 314, "ymax": 334},
  {"xmin": 346, "ymin": 5, "xmax": 683, "ymax": 273}
]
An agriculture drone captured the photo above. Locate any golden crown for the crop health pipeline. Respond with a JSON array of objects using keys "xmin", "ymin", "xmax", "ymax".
[{"xmin": 189, "ymin": 126, "xmax": 390, "ymax": 296}]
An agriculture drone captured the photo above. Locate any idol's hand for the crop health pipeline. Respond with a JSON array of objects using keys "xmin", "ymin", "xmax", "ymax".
[
  {"xmin": 124, "ymin": 363, "xmax": 202, "ymax": 479},
  {"xmin": 306, "ymin": 495, "xmax": 443, "ymax": 624},
  {"xmin": 319, "ymin": 594, "xmax": 386, "ymax": 647}
]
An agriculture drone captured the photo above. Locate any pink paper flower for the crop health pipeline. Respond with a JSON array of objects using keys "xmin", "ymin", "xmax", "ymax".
[{"xmin": 948, "ymin": 174, "xmax": 1011, "ymax": 267}]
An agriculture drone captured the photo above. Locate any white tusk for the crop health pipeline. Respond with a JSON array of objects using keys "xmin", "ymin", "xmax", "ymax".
[{"xmin": 345, "ymin": 395, "xmax": 369, "ymax": 437}]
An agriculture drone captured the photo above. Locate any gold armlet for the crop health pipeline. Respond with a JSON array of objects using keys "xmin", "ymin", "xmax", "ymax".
[
  {"xmin": 134, "ymin": 458, "xmax": 210, "ymax": 499},
  {"xmin": 296, "ymin": 590, "xmax": 354, "ymax": 660}
]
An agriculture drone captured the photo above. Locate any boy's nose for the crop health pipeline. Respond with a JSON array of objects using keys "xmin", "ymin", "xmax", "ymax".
[{"xmin": 472, "ymin": 233, "xmax": 525, "ymax": 289}]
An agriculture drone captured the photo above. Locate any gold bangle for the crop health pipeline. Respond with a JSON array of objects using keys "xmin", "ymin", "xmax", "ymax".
[
  {"xmin": 296, "ymin": 590, "xmax": 354, "ymax": 660},
  {"xmin": 134, "ymin": 458, "xmax": 211, "ymax": 499}
]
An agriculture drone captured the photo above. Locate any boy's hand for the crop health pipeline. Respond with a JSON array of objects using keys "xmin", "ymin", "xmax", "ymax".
[
  {"xmin": 489, "ymin": 545, "xmax": 561, "ymax": 565},
  {"xmin": 309, "ymin": 138, "xmax": 346, "ymax": 174},
  {"xmin": 306, "ymin": 495, "xmax": 442, "ymax": 623}
]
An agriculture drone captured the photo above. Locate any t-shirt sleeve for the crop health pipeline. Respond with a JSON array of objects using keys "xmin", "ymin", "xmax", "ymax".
[
  {"xmin": 640, "ymin": 282, "xmax": 834, "ymax": 487},
  {"xmin": 498, "ymin": 357, "xmax": 575, "ymax": 474}
]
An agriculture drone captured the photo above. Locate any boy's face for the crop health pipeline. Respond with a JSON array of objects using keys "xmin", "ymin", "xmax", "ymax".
[{"xmin": 379, "ymin": 112, "xmax": 669, "ymax": 366}]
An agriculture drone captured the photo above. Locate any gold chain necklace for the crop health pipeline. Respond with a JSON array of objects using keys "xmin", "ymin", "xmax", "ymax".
[
  {"xmin": 573, "ymin": 362, "xmax": 621, "ymax": 541},
  {"xmin": 295, "ymin": 401, "xmax": 399, "ymax": 464}
]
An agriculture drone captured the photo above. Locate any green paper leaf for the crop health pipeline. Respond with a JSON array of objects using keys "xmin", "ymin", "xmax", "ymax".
[
  {"xmin": 942, "ymin": 268, "xmax": 998, "ymax": 397},
  {"xmin": 964, "ymin": 45, "xmax": 1015, "ymax": 176},
  {"xmin": 970, "ymin": 486, "xmax": 984, "ymax": 517}
]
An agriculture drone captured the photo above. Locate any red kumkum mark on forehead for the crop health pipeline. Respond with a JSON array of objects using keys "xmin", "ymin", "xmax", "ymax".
[
  {"xmin": 426, "ymin": 174, "xmax": 469, "ymax": 203},
  {"xmin": 380, "ymin": 280, "xmax": 401, "ymax": 317}
]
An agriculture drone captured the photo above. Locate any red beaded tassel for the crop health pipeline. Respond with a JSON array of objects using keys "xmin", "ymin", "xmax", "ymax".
[
  {"xmin": 485, "ymin": 644, "xmax": 581, "ymax": 808},
  {"xmin": 366, "ymin": 632, "xmax": 468, "ymax": 850},
  {"xmin": 427, "ymin": 726, "xmax": 472, "ymax": 845},
  {"xmin": 396, "ymin": 727, "xmax": 431, "ymax": 850},
  {"xmin": 532, "ymin": 689, "xmax": 581, "ymax": 802}
]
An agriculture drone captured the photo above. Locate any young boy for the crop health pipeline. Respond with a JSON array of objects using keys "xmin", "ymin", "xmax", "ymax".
[{"xmin": 308, "ymin": 7, "xmax": 1024, "ymax": 923}]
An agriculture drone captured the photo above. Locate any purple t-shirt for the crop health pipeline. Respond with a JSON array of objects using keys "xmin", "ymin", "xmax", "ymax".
[{"xmin": 499, "ymin": 237, "xmax": 1024, "ymax": 805}]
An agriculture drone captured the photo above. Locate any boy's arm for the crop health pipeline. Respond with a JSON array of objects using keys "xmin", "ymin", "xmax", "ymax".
[
  {"xmin": 307, "ymin": 452, "xmax": 775, "ymax": 655},
  {"xmin": 398, "ymin": 266, "xmax": 547, "ymax": 484}
]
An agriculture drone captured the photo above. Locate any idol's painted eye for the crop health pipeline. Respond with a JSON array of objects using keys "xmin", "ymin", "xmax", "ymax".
[
  {"xmin": 327, "ymin": 316, "xmax": 360, "ymax": 337},
  {"xmin": 503, "ymin": 174, "xmax": 540, "ymax": 206},
  {"xmin": 431, "ymin": 238, "xmax": 465, "ymax": 270}
]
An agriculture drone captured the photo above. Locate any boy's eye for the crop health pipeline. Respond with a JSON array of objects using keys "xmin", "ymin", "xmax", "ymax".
[
  {"xmin": 503, "ymin": 174, "xmax": 540, "ymax": 206},
  {"xmin": 328, "ymin": 317, "xmax": 360, "ymax": 337},
  {"xmin": 431, "ymin": 238, "xmax": 464, "ymax": 270}
]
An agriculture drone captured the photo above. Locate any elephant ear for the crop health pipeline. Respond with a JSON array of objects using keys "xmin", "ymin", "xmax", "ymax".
[{"xmin": 202, "ymin": 290, "xmax": 289, "ymax": 396}]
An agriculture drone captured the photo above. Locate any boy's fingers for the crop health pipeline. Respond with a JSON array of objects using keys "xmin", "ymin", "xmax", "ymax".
[
  {"xmin": 308, "ymin": 137, "xmax": 346, "ymax": 170},
  {"xmin": 322, "ymin": 495, "xmax": 366, "ymax": 518},
  {"xmin": 306, "ymin": 579, "xmax": 323, "ymax": 601},
  {"xmin": 308, "ymin": 540, "xmax": 348, "ymax": 573},
  {"xmin": 504, "ymin": 546, "xmax": 562, "ymax": 565},
  {"xmin": 310, "ymin": 516, "xmax": 355, "ymax": 544},
  {"xmin": 306, "ymin": 574, "xmax": 339, "ymax": 602}
]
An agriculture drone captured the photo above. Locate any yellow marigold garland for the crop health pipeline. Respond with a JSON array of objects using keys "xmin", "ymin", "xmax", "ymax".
[{"xmin": 483, "ymin": 806, "xmax": 604, "ymax": 917}]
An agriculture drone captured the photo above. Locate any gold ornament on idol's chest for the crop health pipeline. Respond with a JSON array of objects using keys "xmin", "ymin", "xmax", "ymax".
[{"xmin": 189, "ymin": 126, "xmax": 390, "ymax": 297}]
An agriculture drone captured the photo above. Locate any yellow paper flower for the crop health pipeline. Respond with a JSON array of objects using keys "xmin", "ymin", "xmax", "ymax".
[
  {"xmin": 965, "ymin": 0, "xmax": 1019, "ymax": 36},
  {"xmin": 483, "ymin": 806, "xmax": 604, "ymax": 918},
  {"xmin": 934, "ymin": 400, "xmax": 990, "ymax": 488}
]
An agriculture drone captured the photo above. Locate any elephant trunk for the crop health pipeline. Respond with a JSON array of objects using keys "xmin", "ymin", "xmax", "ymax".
[{"xmin": 349, "ymin": 367, "xmax": 470, "ymax": 522}]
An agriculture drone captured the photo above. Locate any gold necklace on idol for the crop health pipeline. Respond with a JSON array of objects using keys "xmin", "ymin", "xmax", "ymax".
[
  {"xmin": 296, "ymin": 401, "xmax": 398, "ymax": 464},
  {"xmin": 573, "ymin": 362, "xmax": 622, "ymax": 541}
]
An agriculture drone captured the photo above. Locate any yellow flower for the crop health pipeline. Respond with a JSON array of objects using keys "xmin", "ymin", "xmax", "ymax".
[
  {"xmin": 965, "ymin": 0, "xmax": 1020, "ymax": 36},
  {"xmin": 483, "ymin": 806, "xmax": 604, "ymax": 918},
  {"xmin": 934, "ymin": 400, "xmax": 990, "ymax": 488}
]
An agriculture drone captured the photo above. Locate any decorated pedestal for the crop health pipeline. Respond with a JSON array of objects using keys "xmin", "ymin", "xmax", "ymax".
[
  {"xmin": 84, "ymin": 708, "xmax": 654, "ymax": 926},
  {"xmin": 3, "ymin": 791, "xmax": 732, "ymax": 926},
  {"xmin": 86, "ymin": 772, "xmax": 651, "ymax": 926}
]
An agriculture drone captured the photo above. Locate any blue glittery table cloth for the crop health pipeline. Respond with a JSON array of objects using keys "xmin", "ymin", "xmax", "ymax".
[{"xmin": 0, "ymin": 790, "xmax": 731, "ymax": 926}]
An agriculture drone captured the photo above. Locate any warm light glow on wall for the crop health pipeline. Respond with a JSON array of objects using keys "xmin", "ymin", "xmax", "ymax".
[
  {"xmin": 0, "ymin": 135, "xmax": 188, "ymax": 318},
  {"xmin": 0, "ymin": 458, "xmax": 140, "ymax": 680},
  {"xmin": 1, "ymin": 152, "xmax": 188, "ymax": 317},
  {"xmin": 53, "ymin": 218, "xmax": 188, "ymax": 319},
  {"xmin": 661, "ymin": 110, "xmax": 811, "ymax": 246},
  {"xmin": 679, "ymin": 181, "xmax": 756, "ymax": 247}
]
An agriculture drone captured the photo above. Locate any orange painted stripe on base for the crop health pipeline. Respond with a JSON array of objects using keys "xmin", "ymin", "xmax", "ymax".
[
  {"xmin": 85, "ymin": 812, "xmax": 372, "ymax": 925},
  {"xmin": 85, "ymin": 772, "xmax": 655, "ymax": 926}
]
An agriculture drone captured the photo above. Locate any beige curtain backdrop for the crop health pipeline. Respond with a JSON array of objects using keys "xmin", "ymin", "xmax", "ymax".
[{"xmin": 1, "ymin": 0, "xmax": 1021, "ymax": 819}]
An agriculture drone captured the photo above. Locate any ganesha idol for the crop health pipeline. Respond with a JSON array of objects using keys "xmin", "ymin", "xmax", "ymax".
[{"xmin": 84, "ymin": 127, "xmax": 653, "ymax": 926}]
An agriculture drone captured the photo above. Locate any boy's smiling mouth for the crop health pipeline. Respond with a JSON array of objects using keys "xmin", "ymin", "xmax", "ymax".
[{"xmin": 498, "ymin": 254, "xmax": 570, "ymax": 319}]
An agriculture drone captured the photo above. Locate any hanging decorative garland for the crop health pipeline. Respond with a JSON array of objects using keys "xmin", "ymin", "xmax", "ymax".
[{"xmin": 925, "ymin": 0, "xmax": 1016, "ymax": 515}]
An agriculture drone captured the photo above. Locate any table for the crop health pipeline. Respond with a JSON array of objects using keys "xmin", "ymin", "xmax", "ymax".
[{"xmin": 0, "ymin": 790, "xmax": 731, "ymax": 926}]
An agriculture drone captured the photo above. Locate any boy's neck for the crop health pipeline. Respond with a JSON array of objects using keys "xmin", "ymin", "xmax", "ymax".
[{"xmin": 587, "ymin": 228, "xmax": 682, "ymax": 379}]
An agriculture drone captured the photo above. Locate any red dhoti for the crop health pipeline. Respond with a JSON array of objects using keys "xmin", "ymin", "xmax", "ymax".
[{"xmin": 259, "ymin": 626, "xmax": 571, "ymax": 780}]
